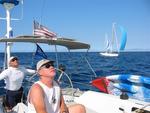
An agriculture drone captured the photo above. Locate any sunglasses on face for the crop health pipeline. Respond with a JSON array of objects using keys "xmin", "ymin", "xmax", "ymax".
[
  {"xmin": 11, "ymin": 57, "xmax": 18, "ymax": 62},
  {"xmin": 41, "ymin": 62, "xmax": 54, "ymax": 69}
]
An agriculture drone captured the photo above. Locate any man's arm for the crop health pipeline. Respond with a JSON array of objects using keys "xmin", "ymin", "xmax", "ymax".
[
  {"xmin": 0, "ymin": 69, "xmax": 9, "ymax": 80},
  {"xmin": 29, "ymin": 84, "xmax": 47, "ymax": 113},
  {"xmin": 25, "ymin": 68, "xmax": 36, "ymax": 75},
  {"xmin": 60, "ymin": 90, "xmax": 69, "ymax": 113}
]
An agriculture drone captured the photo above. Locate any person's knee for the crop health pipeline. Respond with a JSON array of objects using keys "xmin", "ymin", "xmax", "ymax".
[
  {"xmin": 76, "ymin": 104, "xmax": 86, "ymax": 113},
  {"xmin": 68, "ymin": 104, "xmax": 86, "ymax": 113}
]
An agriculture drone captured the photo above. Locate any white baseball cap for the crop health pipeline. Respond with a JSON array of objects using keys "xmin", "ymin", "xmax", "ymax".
[
  {"xmin": 8, "ymin": 56, "xmax": 18, "ymax": 63},
  {"xmin": 36, "ymin": 59, "xmax": 54, "ymax": 71}
]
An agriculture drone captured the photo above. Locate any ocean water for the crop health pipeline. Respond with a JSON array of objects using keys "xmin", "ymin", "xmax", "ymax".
[{"xmin": 0, "ymin": 52, "xmax": 150, "ymax": 96}]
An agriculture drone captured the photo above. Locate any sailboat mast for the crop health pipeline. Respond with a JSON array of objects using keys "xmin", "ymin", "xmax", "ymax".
[
  {"xmin": 0, "ymin": 0, "xmax": 19, "ymax": 68},
  {"xmin": 6, "ymin": 7, "xmax": 12, "ymax": 68}
]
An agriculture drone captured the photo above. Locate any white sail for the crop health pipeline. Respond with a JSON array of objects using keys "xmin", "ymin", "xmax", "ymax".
[{"xmin": 104, "ymin": 33, "xmax": 110, "ymax": 52}]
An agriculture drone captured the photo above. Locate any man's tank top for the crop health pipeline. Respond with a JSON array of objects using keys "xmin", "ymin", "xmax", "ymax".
[{"xmin": 27, "ymin": 81, "xmax": 61, "ymax": 113}]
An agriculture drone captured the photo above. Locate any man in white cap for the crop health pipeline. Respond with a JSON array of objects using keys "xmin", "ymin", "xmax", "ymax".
[
  {"xmin": 27, "ymin": 59, "xmax": 86, "ymax": 113},
  {"xmin": 0, "ymin": 56, "xmax": 36, "ymax": 112}
]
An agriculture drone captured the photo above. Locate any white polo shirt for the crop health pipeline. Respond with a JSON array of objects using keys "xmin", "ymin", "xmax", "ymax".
[{"xmin": 0, "ymin": 67, "xmax": 35, "ymax": 91}]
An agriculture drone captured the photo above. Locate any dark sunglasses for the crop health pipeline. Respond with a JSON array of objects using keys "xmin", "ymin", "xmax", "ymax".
[
  {"xmin": 11, "ymin": 57, "xmax": 18, "ymax": 62},
  {"xmin": 41, "ymin": 62, "xmax": 54, "ymax": 69}
]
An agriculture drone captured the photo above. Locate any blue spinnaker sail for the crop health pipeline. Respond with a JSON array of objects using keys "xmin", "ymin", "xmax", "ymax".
[{"xmin": 119, "ymin": 26, "xmax": 127, "ymax": 51}]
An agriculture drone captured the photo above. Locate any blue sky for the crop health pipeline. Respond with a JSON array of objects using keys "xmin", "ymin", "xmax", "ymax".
[{"xmin": 0, "ymin": 0, "xmax": 150, "ymax": 52}]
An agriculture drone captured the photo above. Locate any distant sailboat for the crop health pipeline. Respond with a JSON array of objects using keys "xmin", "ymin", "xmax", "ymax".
[{"xmin": 100, "ymin": 23, "xmax": 127, "ymax": 57}]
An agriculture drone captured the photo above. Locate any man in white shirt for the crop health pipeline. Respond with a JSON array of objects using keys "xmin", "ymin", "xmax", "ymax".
[{"xmin": 0, "ymin": 56, "xmax": 36, "ymax": 111}]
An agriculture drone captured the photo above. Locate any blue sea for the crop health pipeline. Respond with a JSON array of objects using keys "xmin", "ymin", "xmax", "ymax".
[{"xmin": 0, "ymin": 52, "xmax": 150, "ymax": 96}]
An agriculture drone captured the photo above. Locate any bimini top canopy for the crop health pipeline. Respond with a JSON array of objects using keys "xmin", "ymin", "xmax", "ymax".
[{"xmin": 0, "ymin": 35, "xmax": 90, "ymax": 50}]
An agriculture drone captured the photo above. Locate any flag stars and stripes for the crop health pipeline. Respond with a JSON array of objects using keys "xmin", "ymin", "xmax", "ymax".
[{"xmin": 33, "ymin": 20, "xmax": 57, "ymax": 39}]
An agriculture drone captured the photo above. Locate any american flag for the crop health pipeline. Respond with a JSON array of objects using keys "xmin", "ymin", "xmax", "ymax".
[{"xmin": 33, "ymin": 20, "xmax": 57, "ymax": 38}]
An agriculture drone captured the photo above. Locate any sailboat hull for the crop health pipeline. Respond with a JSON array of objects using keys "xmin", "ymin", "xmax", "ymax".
[
  {"xmin": 100, "ymin": 52, "xmax": 119, "ymax": 57},
  {"xmin": 75, "ymin": 91, "xmax": 150, "ymax": 113}
]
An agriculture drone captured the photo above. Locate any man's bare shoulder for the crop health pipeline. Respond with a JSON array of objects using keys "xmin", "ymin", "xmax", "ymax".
[{"xmin": 30, "ymin": 83, "xmax": 43, "ymax": 96}]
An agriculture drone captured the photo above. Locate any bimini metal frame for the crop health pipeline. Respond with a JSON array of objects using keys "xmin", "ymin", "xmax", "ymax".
[{"xmin": 0, "ymin": 35, "xmax": 90, "ymax": 50}]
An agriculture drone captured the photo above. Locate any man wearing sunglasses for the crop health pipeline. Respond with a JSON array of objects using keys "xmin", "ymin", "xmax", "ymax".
[
  {"xmin": 0, "ymin": 56, "xmax": 36, "ymax": 112},
  {"xmin": 28, "ymin": 59, "xmax": 86, "ymax": 113}
]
